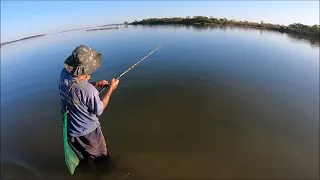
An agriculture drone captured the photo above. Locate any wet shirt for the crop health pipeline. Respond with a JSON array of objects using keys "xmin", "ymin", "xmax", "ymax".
[{"xmin": 59, "ymin": 68, "xmax": 104, "ymax": 137}]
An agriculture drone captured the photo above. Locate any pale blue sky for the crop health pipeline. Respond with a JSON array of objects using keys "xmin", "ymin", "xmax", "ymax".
[{"xmin": 1, "ymin": 1, "xmax": 319, "ymax": 43}]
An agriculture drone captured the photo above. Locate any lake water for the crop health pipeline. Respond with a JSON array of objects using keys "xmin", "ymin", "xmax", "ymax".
[{"xmin": 1, "ymin": 25, "xmax": 319, "ymax": 180}]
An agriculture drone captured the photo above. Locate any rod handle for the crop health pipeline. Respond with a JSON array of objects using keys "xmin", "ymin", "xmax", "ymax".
[
  {"xmin": 98, "ymin": 76, "xmax": 120, "ymax": 94},
  {"xmin": 99, "ymin": 84, "xmax": 109, "ymax": 94}
]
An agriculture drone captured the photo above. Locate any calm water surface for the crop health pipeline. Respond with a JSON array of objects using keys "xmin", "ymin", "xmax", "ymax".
[{"xmin": 1, "ymin": 25, "xmax": 319, "ymax": 180}]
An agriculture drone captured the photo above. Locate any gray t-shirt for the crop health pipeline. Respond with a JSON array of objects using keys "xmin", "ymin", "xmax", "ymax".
[{"xmin": 59, "ymin": 68, "xmax": 104, "ymax": 137}]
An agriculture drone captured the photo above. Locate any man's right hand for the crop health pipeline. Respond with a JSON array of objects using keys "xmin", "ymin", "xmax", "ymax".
[{"xmin": 109, "ymin": 78, "xmax": 119, "ymax": 90}]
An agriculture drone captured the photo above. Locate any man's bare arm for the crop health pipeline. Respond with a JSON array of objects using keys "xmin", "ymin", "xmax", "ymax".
[
  {"xmin": 101, "ymin": 88, "xmax": 113, "ymax": 110},
  {"xmin": 100, "ymin": 78, "xmax": 119, "ymax": 110}
]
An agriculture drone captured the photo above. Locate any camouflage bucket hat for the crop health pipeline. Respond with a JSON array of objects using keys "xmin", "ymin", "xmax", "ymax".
[{"xmin": 64, "ymin": 45, "xmax": 101, "ymax": 76}]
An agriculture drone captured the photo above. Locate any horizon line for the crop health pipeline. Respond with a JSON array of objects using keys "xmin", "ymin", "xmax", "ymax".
[{"xmin": 2, "ymin": 15, "xmax": 319, "ymax": 44}]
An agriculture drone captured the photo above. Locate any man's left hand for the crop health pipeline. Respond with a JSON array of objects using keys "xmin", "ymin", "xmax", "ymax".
[{"xmin": 92, "ymin": 80, "xmax": 109, "ymax": 88}]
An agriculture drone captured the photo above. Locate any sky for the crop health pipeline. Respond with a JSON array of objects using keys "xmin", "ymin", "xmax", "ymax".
[{"xmin": 1, "ymin": 1, "xmax": 319, "ymax": 43}]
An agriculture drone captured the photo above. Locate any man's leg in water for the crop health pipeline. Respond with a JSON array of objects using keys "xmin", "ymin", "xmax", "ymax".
[
  {"xmin": 69, "ymin": 126, "xmax": 115, "ymax": 173},
  {"xmin": 68, "ymin": 135, "xmax": 90, "ymax": 173}
]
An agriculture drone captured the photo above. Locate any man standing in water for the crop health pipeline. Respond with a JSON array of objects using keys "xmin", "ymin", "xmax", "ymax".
[{"xmin": 58, "ymin": 45, "xmax": 119, "ymax": 173}]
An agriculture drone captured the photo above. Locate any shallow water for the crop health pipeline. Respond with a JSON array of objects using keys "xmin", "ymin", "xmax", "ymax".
[{"xmin": 1, "ymin": 25, "xmax": 319, "ymax": 180}]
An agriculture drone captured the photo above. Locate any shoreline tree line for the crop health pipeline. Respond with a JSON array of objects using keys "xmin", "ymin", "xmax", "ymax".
[{"xmin": 127, "ymin": 16, "xmax": 320, "ymax": 37}]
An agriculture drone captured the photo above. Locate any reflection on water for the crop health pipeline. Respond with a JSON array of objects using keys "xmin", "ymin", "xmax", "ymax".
[
  {"xmin": 1, "ymin": 25, "xmax": 319, "ymax": 180},
  {"xmin": 151, "ymin": 24, "xmax": 319, "ymax": 47},
  {"xmin": 285, "ymin": 32, "xmax": 320, "ymax": 47}
]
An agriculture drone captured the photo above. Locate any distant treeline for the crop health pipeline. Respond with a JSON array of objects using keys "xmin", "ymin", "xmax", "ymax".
[
  {"xmin": 1, "ymin": 34, "xmax": 46, "ymax": 47},
  {"xmin": 86, "ymin": 27, "xmax": 119, "ymax": 31},
  {"xmin": 130, "ymin": 16, "xmax": 320, "ymax": 36}
]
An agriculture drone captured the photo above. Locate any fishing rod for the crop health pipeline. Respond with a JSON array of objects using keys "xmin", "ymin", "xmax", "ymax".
[{"xmin": 98, "ymin": 45, "xmax": 162, "ymax": 94}]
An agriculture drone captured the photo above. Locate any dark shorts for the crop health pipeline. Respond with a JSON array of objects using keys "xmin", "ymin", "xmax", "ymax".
[{"xmin": 68, "ymin": 126, "xmax": 108, "ymax": 160}]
